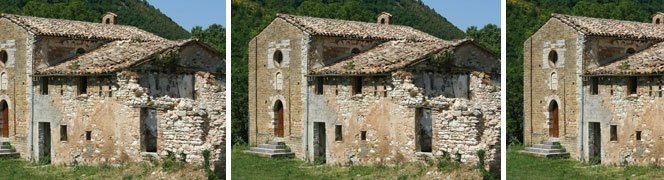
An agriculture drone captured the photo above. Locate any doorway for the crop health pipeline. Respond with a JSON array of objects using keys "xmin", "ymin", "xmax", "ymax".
[
  {"xmin": 38, "ymin": 122, "xmax": 51, "ymax": 164},
  {"xmin": 274, "ymin": 100, "xmax": 284, "ymax": 138},
  {"xmin": 589, "ymin": 122, "xmax": 601, "ymax": 163},
  {"xmin": 1, "ymin": 100, "xmax": 7, "ymax": 137},
  {"xmin": 549, "ymin": 100, "xmax": 559, "ymax": 138},
  {"xmin": 140, "ymin": 108, "xmax": 158, "ymax": 152},
  {"xmin": 313, "ymin": 122, "xmax": 326, "ymax": 163},
  {"xmin": 415, "ymin": 108, "xmax": 432, "ymax": 152}
]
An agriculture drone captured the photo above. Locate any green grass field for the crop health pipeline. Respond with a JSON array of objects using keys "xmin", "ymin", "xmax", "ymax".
[
  {"xmin": 231, "ymin": 146, "xmax": 483, "ymax": 179},
  {"xmin": 507, "ymin": 146, "xmax": 664, "ymax": 179}
]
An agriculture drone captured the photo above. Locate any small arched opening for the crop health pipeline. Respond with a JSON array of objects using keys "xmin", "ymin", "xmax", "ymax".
[
  {"xmin": 351, "ymin": 48, "xmax": 360, "ymax": 55},
  {"xmin": 548, "ymin": 100, "xmax": 559, "ymax": 138},
  {"xmin": 273, "ymin": 50, "xmax": 283, "ymax": 67},
  {"xmin": 626, "ymin": 48, "xmax": 636, "ymax": 55},
  {"xmin": 274, "ymin": 100, "xmax": 284, "ymax": 138},
  {"xmin": 548, "ymin": 50, "xmax": 558, "ymax": 67},
  {"xmin": 76, "ymin": 48, "xmax": 86, "ymax": 55},
  {"xmin": 1, "ymin": 100, "xmax": 8, "ymax": 137},
  {"xmin": 0, "ymin": 50, "xmax": 7, "ymax": 65}
]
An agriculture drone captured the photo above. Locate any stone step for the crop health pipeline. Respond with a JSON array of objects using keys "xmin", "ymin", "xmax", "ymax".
[
  {"xmin": 242, "ymin": 150, "xmax": 294, "ymax": 158},
  {"xmin": 0, "ymin": 149, "xmax": 15, "ymax": 153},
  {"xmin": 249, "ymin": 147, "xmax": 290, "ymax": 154},
  {"xmin": 524, "ymin": 147, "xmax": 564, "ymax": 154},
  {"xmin": 0, "ymin": 145, "xmax": 12, "ymax": 149},
  {"xmin": 258, "ymin": 144, "xmax": 286, "ymax": 149},
  {"xmin": 268, "ymin": 141, "xmax": 282, "ymax": 145},
  {"xmin": 541, "ymin": 141, "xmax": 559, "ymax": 145},
  {"xmin": 518, "ymin": 150, "xmax": 569, "ymax": 158},
  {"xmin": 534, "ymin": 144, "xmax": 560, "ymax": 149}
]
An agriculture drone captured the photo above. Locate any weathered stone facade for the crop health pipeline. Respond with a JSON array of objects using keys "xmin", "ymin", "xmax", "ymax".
[
  {"xmin": 524, "ymin": 13, "xmax": 664, "ymax": 165},
  {"xmin": 249, "ymin": 13, "xmax": 500, "ymax": 172},
  {"xmin": 0, "ymin": 13, "xmax": 225, "ymax": 167}
]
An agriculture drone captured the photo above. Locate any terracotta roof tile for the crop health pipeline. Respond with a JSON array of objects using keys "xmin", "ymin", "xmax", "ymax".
[
  {"xmin": 587, "ymin": 42, "xmax": 664, "ymax": 75},
  {"xmin": 553, "ymin": 14, "xmax": 664, "ymax": 40},
  {"xmin": 2, "ymin": 14, "xmax": 165, "ymax": 41},
  {"xmin": 277, "ymin": 14, "xmax": 439, "ymax": 41},
  {"xmin": 310, "ymin": 39, "xmax": 471, "ymax": 75},
  {"xmin": 36, "ymin": 39, "xmax": 196, "ymax": 75}
]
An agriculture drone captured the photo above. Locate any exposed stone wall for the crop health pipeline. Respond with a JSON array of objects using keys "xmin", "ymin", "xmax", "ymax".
[
  {"xmin": 583, "ymin": 37, "xmax": 658, "ymax": 69},
  {"xmin": 523, "ymin": 18, "xmax": 582, "ymax": 159},
  {"xmin": 308, "ymin": 37, "xmax": 382, "ymax": 69},
  {"xmin": 32, "ymin": 37, "xmax": 108, "ymax": 70},
  {"xmin": 581, "ymin": 76, "xmax": 664, "ymax": 165}
]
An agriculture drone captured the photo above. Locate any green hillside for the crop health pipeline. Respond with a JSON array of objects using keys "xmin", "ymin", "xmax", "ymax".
[
  {"xmin": 231, "ymin": 0, "xmax": 499, "ymax": 145},
  {"xmin": 0, "ymin": 0, "xmax": 191, "ymax": 40},
  {"xmin": 507, "ymin": 0, "xmax": 662, "ymax": 145}
]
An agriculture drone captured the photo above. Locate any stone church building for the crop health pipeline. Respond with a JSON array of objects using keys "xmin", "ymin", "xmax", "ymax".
[
  {"xmin": 247, "ymin": 12, "xmax": 501, "ymax": 172},
  {"xmin": 0, "ymin": 12, "xmax": 225, "ymax": 166},
  {"xmin": 523, "ymin": 13, "xmax": 664, "ymax": 165}
]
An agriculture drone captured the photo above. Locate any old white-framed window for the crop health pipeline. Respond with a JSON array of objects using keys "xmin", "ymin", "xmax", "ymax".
[
  {"xmin": 550, "ymin": 72, "xmax": 558, "ymax": 90},
  {"xmin": 275, "ymin": 72, "xmax": 283, "ymax": 90}
]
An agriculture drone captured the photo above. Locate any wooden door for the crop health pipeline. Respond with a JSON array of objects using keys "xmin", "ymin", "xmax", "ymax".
[
  {"xmin": 277, "ymin": 107, "xmax": 284, "ymax": 137},
  {"xmin": 2, "ymin": 105, "xmax": 7, "ymax": 137},
  {"xmin": 552, "ymin": 107, "xmax": 559, "ymax": 137}
]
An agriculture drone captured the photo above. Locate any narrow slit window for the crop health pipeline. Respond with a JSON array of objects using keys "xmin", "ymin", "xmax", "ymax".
[
  {"xmin": 590, "ymin": 77, "xmax": 598, "ymax": 95},
  {"xmin": 60, "ymin": 125, "xmax": 67, "ymax": 142},
  {"xmin": 361, "ymin": 131, "xmax": 367, "ymax": 141},
  {"xmin": 636, "ymin": 131, "xmax": 642, "ymax": 141},
  {"xmin": 628, "ymin": 77, "xmax": 637, "ymax": 94},
  {"xmin": 41, "ymin": 78, "xmax": 48, "ymax": 95},
  {"xmin": 79, "ymin": 77, "xmax": 88, "ymax": 95},
  {"xmin": 86, "ymin": 131, "xmax": 92, "ymax": 141},
  {"xmin": 610, "ymin": 125, "xmax": 617, "ymax": 142},
  {"xmin": 315, "ymin": 77, "xmax": 323, "ymax": 95},
  {"xmin": 335, "ymin": 125, "xmax": 342, "ymax": 141},
  {"xmin": 353, "ymin": 77, "xmax": 363, "ymax": 95}
]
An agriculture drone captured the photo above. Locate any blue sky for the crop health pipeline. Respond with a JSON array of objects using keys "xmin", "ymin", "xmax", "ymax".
[
  {"xmin": 422, "ymin": 0, "xmax": 501, "ymax": 32},
  {"xmin": 146, "ymin": 0, "xmax": 226, "ymax": 31}
]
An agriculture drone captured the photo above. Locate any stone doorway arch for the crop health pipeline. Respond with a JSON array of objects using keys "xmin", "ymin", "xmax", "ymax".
[
  {"xmin": 274, "ymin": 100, "xmax": 284, "ymax": 138},
  {"xmin": 548, "ymin": 100, "xmax": 559, "ymax": 138},
  {"xmin": 1, "ymin": 100, "xmax": 8, "ymax": 137}
]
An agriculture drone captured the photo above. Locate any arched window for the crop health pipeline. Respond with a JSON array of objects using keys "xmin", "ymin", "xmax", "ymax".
[
  {"xmin": 548, "ymin": 50, "xmax": 558, "ymax": 67},
  {"xmin": 0, "ymin": 50, "xmax": 7, "ymax": 64},
  {"xmin": 351, "ymin": 48, "xmax": 360, "ymax": 55},
  {"xmin": 627, "ymin": 48, "xmax": 636, "ymax": 55},
  {"xmin": 275, "ymin": 72, "xmax": 283, "ymax": 90},
  {"xmin": 1, "ymin": 72, "xmax": 7, "ymax": 90},
  {"xmin": 105, "ymin": 18, "xmax": 111, "ymax": 24},
  {"xmin": 380, "ymin": 18, "xmax": 386, "ymax": 24},
  {"xmin": 550, "ymin": 72, "xmax": 558, "ymax": 90},
  {"xmin": 657, "ymin": 18, "xmax": 661, "ymax": 24},
  {"xmin": 76, "ymin": 48, "xmax": 86, "ymax": 55},
  {"xmin": 273, "ymin": 50, "xmax": 283, "ymax": 67}
]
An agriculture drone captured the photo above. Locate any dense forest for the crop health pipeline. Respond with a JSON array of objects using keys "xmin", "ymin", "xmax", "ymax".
[
  {"xmin": 0, "ymin": 0, "xmax": 192, "ymax": 40},
  {"xmin": 507, "ymin": 0, "xmax": 662, "ymax": 145},
  {"xmin": 231, "ymin": 0, "xmax": 500, "ymax": 145}
]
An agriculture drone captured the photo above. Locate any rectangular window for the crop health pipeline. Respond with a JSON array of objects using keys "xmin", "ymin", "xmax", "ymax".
[
  {"xmin": 610, "ymin": 125, "xmax": 617, "ymax": 142},
  {"xmin": 361, "ymin": 131, "xmax": 366, "ymax": 141},
  {"xmin": 628, "ymin": 77, "xmax": 637, "ymax": 94},
  {"xmin": 353, "ymin": 77, "xmax": 363, "ymax": 95},
  {"xmin": 60, "ymin": 125, "xmax": 67, "ymax": 141},
  {"xmin": 41, "ymin": 78, "xmax": 48, "ymax": 95},
  {"xmin": 78, "ymin": 77, "xmax": 88, "ymax": 95},
  {"xmin": 85, "ymin": 131, "xmax": 91, "ymax": 141},
  {"xmin": 636, "ymin": 131, "xmax": 642, "ymax": 141},
  {"xmin": 590, "ymin": 77, "xmax": 598, "ymax": 95},
  {"xmin": 335, "ymin": 125, "xmax": 342, "ymax": 141},
  {"xmin": 315, "ymin": 77, "xmax": 323, "ymax": 95}
]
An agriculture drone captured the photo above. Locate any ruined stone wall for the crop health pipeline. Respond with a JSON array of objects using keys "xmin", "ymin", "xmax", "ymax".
[
  {"xmin": 0, "ymin": 18, "xmax": 33, "ymax": 159},
  {"xmin": 523, "ymin": 18, "xmax": 582, "ymax": 159},
  {"xmin": 308, "ymin": 36, "xmax": 382, "ymax": 69},
  {"xmin": 248, "ymin": 18, "xmax": 308, "ymax": 159},
  {"xmin": 582, "ymin": 76, "xmax": 664, "ymax": 165},
  {"xmin": 33, "ymin": 37, "xmax": 108, "ymax": 70},
  {"xmin": 32, "ymin": 70, "xmax": 224, "ymax": 165},
  {"xmin": 583, "ymin": 37, "xmax": 658, "ymax": 69}
]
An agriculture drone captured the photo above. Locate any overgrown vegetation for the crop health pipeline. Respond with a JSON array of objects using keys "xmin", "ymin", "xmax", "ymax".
[
  {"xmin": 69, "ymin": 60, "xmax": 80, "ymax": 70},
  {"xmin": 507, "ymin": 0, "xmax": 661, "ymax": 146},
  {"xmin": 231, "ymin": 0, "xmax": 500, "ymax": 145},
  {"xmin": 620, "ymin": 60, "xmax": 631, "ymax": 70},
  {"xmin": 344, "ymin": 60, "xmax": 355, "ymax": 70},
  {"xmin": 429, "ymin": 53, "xmax": 455, "ymax": 66}
]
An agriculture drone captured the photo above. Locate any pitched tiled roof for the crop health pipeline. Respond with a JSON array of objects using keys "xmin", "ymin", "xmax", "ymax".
[
  {"xmin": 276, "ymin": 14, "xmax": 439, "ymax": 41},
  {"xmin": 552, "ymin": 14, "xmax": 664, "ymax": 40},
  {"xmin": 310, "ymin": 39, "xmax": 472, "ymax": 75},
  {"xmin": 36, "ymin": 39, "xmax": 197, "ymax": 75},
  {"xmin": 587, "ymin": 42, "xmax": 664, "ymax": 75},
  {"xmin": 2, "ymin": 14, "xmax": 165, "ymax": 41}
]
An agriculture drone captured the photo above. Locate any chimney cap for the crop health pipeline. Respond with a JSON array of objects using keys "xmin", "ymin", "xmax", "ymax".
[
  {"xmin": 379, "ymin": 12, "xmax": 392, "ymax": 17},
  {"xmin": 104, "ymin": 12, "xmax": 117, "ymax": 17}
]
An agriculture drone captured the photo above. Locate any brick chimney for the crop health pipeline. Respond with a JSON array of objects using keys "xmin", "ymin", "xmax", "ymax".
[
  {"xmin": 102, "ymin": 12, "xmax": 118, "ymax": 25},
  {"xmin": 377, "ymin": 12, "xmax": 392, "ymax": 25},
  {"xmin": 653, "ymin": 12, "xmax": 664, "ymax": 24}
]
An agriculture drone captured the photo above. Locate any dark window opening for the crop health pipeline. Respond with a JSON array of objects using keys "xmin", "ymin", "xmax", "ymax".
[
  {"xmin": 610, "ymin": 125, "xmax": 617, "ymax": 142},
  {"xmin": 351, "ymin": 48, "xmax": 360, "ymax": 55},
  {"xmin": 315, "ymin": 78, "xmax": 323, "ymax": 95},
  {"xmin": 627, "ymin": 48, "xmax": 636, "ymax": 55},
  {"xmin": 590, "ymin": 77, "xmax": 598, "ymax": 95},
  {"xmin": 273, "ymin": 50, "xmax": 283, "ymax": 66},
  {"xmin": 628, "ymin": 77, "xmax": 637, "ymax": 94},
  {"xmin": 353, "ymin": 77, "xmax": 363, "ymax": 95},
  {"xmin": 361, "ymin": 131, "xmax": 366, "ymax": 141},
  {"xmin": 41, "ymin": 78, "xmax": 48, "ymax": 95},
  {"xmin": 548, "ymin": 50, "xmax": 558, "ymax": 66},
  {"xmin": 141, "ymin": 108, "xmax": 158, "ymax": 152},
  {"xmin": 380, "ymin": 18, "xmax": 385, "ymax": 24},
  {"xmin": 60, "ymin": 125, "xmax": 67, "ymax": 141},
  {"xmin": 105, "ymin": 19, "xmax": 111, "ymax": 24},
  {"xmin": 76, "ymin": 48, "xmax": 86, "ymax": 55},
  {"xmin": 60, "ymin": 84, "xmax": 64, "ymax": 95},
  {"xmin": 78, "ymin": 77, "xmax": 88, "ymax": 95},
  {"xmin": 335, "ymin": 125, "xmax": 342, "ymax": 141},
  {"xmin": 0, "ymin": 50, "xmax": 7, "ymax": 64},
  {"xmin": 636, "ymin": 131, "xmax": 642, "ymax": 141},
  {"xmin": 85, "ymin": 131, "xmax": 91, "ymax": 141}
]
